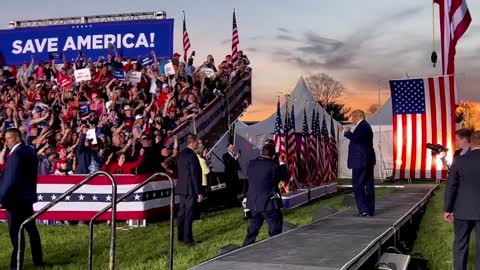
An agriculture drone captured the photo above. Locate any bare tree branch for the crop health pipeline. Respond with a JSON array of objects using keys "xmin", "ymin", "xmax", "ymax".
[
  {"xmin": 367, "ymin": 104, "xmax": 380, "ymax": 116},
  {"xmin": 305, "ymin": 73, "xmax": 345, "ymax": 106}
]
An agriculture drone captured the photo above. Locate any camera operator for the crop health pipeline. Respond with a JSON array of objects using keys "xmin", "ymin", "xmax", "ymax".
[
  {"xmin": 243, "ymin": 144, "xmax": 284, "ymax": 246},
  {"xmin": 454, "ymin": 128, "xmax": 473, "ymax": 157}
]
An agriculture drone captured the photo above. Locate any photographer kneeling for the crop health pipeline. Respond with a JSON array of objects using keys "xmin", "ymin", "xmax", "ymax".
[{"xmin": 242, "ymin": 144, "xmax": 287, "ymax": 246}]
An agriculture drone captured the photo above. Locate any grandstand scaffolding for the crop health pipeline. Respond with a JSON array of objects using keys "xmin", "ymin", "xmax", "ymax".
[{"xmin": 8, "ymin": 11, "xmax": 167, "ymax": 29}]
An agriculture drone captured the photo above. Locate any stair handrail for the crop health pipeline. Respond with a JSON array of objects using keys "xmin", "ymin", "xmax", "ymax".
[
  {"xmin": 16, "ymin": 171, "xmax": 118, "ymax": 270},
  {"xmin": 88, "ymin": 172, "xmax": 175, "ymax": 270}
]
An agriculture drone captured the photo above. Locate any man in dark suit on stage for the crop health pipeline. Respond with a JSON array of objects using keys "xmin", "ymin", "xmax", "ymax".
[
  {"xmin": 176, "ymin": 133, "xmax": 203, "ymax": 245},
  {"xmin": 0, "ymin": 128, "xmax": 43, "ymax": 270},
  {"xmin": 340, "ymin": 110, "xmax": 376, "ymax": 217},
  {"xmin": 223, "ymin": 143, "xmax": 241, "ymax": 206},
  {"xmin": 243, "ymin": 144, "xmax": 286, "ymax": 246},
  {"xmin": 444, "ymin": 130, "xmax": 480, "ymax": 270}
]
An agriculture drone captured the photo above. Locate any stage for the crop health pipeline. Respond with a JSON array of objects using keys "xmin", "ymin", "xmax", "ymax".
[{"xmin": 190, "ymin": 184, "xmax": 437, "ymax": 270}]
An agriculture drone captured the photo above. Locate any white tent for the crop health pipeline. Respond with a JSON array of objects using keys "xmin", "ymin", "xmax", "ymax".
[
  {"xmin": 211, "ymin": 77, "xmax": 359, "ymax": 179},
  {"xmin": 368, "ymin": 98, "xmax": 392, "ymax": 126}
]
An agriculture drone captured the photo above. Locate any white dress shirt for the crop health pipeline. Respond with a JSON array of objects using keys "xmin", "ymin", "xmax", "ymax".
[{"xmin": 9, "ymin": 143, "xmax": 21, "ymax": 155}]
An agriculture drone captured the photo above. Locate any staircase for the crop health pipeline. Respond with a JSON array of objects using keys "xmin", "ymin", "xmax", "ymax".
[{"xmin": 171, "ymin": 76, "xmax": 252, "ymax": 149}]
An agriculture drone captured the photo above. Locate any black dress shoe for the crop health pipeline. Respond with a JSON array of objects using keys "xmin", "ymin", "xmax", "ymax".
[{"xmin": 354, "ymin": 213, "xmax": 368, "ymax": 217}]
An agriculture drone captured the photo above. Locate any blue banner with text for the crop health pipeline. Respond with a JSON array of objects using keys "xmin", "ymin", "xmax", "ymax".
[{"xmin": 0, "ymin": 19, "xmax": 174, "ymax": 65}]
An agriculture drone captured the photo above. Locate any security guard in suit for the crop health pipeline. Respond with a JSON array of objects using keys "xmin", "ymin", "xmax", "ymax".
[
  {"xmin": 0, "ymin": 128, "xmax": 43, "ymax": 269},
  {"xmin": 243, "ymin": 144, "xmax": 287, "ymax": 246},
  {"xmin": 445, "ymin": 131, "xmax": 480, "ymax": 270}
]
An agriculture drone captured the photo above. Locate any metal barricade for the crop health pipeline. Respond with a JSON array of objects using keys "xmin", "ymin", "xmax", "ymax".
[
  {"xmin": 88, "ymin": 172, "xmax": 175, "ymax": 270},
  {"xmin": 16, "ymin": 171, "xmax": 117, "ymax": 270}
]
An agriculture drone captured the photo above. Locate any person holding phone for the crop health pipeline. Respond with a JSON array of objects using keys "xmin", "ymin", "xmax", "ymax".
[{"xmin": 223, "ymin": 143, "xmax": 241, "ymax": 206}]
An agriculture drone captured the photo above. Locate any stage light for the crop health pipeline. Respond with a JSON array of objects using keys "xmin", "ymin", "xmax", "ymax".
[{"xmin": 395, "ymin": 159, "xmax": 403, "ymax": 166}]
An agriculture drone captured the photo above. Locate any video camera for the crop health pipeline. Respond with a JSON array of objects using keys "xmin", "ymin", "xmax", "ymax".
[
  {"xmin": 426, "ymin": 143, "xmax": 448, "ymax": 155},
  {"xmin": 426, "ymin": 143, "xmax": 450, "ymax": 170}
]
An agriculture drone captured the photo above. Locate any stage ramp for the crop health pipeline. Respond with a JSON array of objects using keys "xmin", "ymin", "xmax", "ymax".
[{"xmin": 190, "ymin": 184, "xmax": 437, "ymax": 270}]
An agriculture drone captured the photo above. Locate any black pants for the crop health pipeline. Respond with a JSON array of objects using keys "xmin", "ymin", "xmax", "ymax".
[
  {"xmin": 243, "ymin": 209, "xmax": 283, "ymax": 246},
  {"xmin": 177, "ymin": 195, "xmax": 198, "ymax": 244},
  {"xmin": 225, "ymin": 175, "xmax": 239, "ymax": 207},
  {"xmin": 7, "ymin": 204, "xmax": 43, "ymax": 270},
  {"xmin": 352, "ymin": 165, "xmax": 375, "ymax": 216},
  {"xmin": 453, "ymin": 219, "xmax": 480, "ymax": 270}
]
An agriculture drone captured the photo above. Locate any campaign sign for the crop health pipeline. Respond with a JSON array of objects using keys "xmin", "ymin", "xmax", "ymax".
[{"xmin": 0, "ymin": 19, "xmax": 174, "ymax": 65}]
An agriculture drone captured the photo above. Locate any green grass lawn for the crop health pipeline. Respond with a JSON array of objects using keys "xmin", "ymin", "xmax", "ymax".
[
  {"xmin": 412, "ymin": 183, "xmax": 476, "ymax": 270},
  {"xmin": 0, "ymin": 188, "xmax": 393, "ymax": 270}
]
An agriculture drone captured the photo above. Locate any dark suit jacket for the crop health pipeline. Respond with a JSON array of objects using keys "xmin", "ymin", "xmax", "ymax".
[
  {"xmin": 344, "ymin": 120, "xmax": 376, "ymax": 169},
  {"xmin": 0, "ymin": 144, "xmax": 39, "ymax": 209},
  {"xmin": 246, "ymin": 157, "xmax": 285, "ymax": 212},
  {"xmin": 223, "ymin": 152, "xmax": 240, "ymax": 181},
  {"xmin": 453, "ymin": 147, "xmax": 471, "ymax": 158},
  {"xmin": 75, "ymin": 133, "xmax": 102, "ymax": 174},
  {"xmin": 176, "ymin": 148, "xmax": 202, "ymax": 196},
  {"xmin": 445, "ymin": 149, "xmax": 480, "ymax": 220}
]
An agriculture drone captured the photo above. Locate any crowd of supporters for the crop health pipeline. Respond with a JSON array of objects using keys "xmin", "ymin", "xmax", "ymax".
[{"xmin": 0, "ymin": 50, "xmax": 251, "ymax": 176}]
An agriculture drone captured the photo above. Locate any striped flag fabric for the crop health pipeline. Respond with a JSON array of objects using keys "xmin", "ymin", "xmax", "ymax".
[
  {"xmin": 300, "ymin": 106, "xmax": 309, "ymax": 186},
  {"xmin": 434, "ymin": 0, "xmax": 472, "ymax": 75},
  {"xmin": 273, "ymin": 100, "xmax": 286, "ymax": 158},
  {"xmin": 320, "ymin": 114, "xmax": 330, "ymax": 183},
  {"xmin": 315, "ymin": 111, "xmax": 323, "ymax": 184},
  {"xmin": 308, "ymin": 109, "xmax": 318, "ymax": 185},
  {"xmin": 328, "ymin": 115, "xmax": 338, "ymax": 181},
  {"xmin": 231, "ymin": 10, "xmax": 240, "ymax": 63},
  {"xmin": 286, "ymin": 104, "xmax": 299, "ymax": 191},
  {"xmin": 183, "ymin": 12, "xmax": 191, "ymax": 63},
  {"xmin": 389, "ymin": 75, "xmax": 457, "ymax": 180}
]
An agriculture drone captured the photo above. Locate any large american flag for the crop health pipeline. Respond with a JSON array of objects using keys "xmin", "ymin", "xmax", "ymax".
[
  {"xmin": 273, "ymin": 100, "xmax": 286, "ymax": 158},
  {"xmin": 434, "ymin": 0, "xmax": 472, "ymax": 75},
  {"xmin": 320, "ymin": 114, "xmax": 330, "ymax": 183},
  {"xmin": 308, "ymin": 109, "xmax": 318, "ymax": 185},
  {"xmin": 231, "ymin": 10, "xmax": 240, "ymax": 63},
  {"xmin": 328, "ymin": 115, "xmax": 338, "ymax": 181},
  {"xmin": 286, "ymin": 104, "xmax": 299, "ymax": 190},
  {"xmin": 390, "ymin": 75, "xmax": 457, "ymax": 180},
  {"xmin": 183, "ymin": 12, "xmax": 191, "ymax": 63},
  {"xmin": 300, "ymin": 106, "xmax": 309, "ymax": 186}
]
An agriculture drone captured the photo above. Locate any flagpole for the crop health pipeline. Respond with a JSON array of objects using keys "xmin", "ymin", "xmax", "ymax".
[
  {"xmin": 377, "ymin": 79, "xmax": 384, "ymax": 182},
  {"xmin": 431, "ymin": 2, "xmax": 437, "ymax": 68},
  {"xmin": 304, "ymin": 100, "xmax": 309, "ymax": 184}
]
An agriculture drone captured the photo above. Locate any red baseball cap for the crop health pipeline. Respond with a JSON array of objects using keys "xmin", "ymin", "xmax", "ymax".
[
  {"xmin": 173, "ymin": 52, "xmax": 181, "ymax": 57},
  {"xmin": 56, "ymin": 145, "xmax": 65, "ymax": 153}
]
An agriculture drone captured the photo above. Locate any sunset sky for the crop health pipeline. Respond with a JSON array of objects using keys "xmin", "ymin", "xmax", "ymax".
[{"xmin": 2, "ymin": 0, "xmax": 480, "ymax": 121}]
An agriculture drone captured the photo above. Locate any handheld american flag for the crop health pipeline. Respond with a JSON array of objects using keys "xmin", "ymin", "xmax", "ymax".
[
  {"xmin": 389, "ymin": 75, "xmax": 457, "ymax": 180},
  {"xmin": 328, "ymin": 115, "xmax": 338, "ymax": 181},
  {"xmin": 183, "ymin": 12, "xmax": 191, "ymax": 63},
  {"xmin": 273, "ymin": 100, "xmax": 286, "ymax": 158},
  {"xmin": 231, "ymin": 9, "xmax": 240, "ymax": 63}
]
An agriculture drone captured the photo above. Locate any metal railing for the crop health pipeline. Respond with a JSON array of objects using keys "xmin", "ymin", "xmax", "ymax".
[
  {"xmin": 88, "ymin": 172, "xmax": 176, "ymax": 270},
  {"xmin": 16, "ymin": 171, "xmax": 117, "ymax": 270}
]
